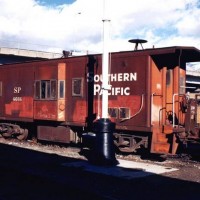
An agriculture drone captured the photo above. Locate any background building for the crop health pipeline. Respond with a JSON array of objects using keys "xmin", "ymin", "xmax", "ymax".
[
  {"xmin": 0, "ymin": 47, "xmax": 62, "ymax": 64},
  {"xmin": 186, "ymin": 71, "xmax": 200, "ymax": 93}
]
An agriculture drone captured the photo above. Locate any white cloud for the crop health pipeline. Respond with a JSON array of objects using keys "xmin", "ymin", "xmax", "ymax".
[
  {"xmin": 176, "ymin": 8, "xmax": 200, "ymax": 36},
  {"xmin": 0, "ymin": 0, "xmax": 199, "ymax": 53}
]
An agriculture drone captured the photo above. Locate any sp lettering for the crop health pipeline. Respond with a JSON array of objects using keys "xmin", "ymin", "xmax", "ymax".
[{"xmin": 14, "ymin": 87, "xmax": 22, "ymax": 94}]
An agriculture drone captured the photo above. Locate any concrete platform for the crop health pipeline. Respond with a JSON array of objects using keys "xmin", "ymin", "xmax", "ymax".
[{"xmin": 62, "ymin": 159, "xmax": 178, "ymax": 180}]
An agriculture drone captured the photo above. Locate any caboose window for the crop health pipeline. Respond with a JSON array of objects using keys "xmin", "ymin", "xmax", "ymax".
[
  {"xmin": 119, "ymin": 107, "xmax": 130, "ymax": 119},
  {"xmin": 35, "ymin": 81, "xmax": 40, "ymax": 99},
  {"xmin": 166, "ymin": 69, "xmax": 172, "ymax": 86},
  {"xmin": 179, "ymin": 76, "xmax": 185, "ymax": 94},
  {"xmin": 41, "ymin": 80, "xmax": 50, "ymax": 99},
  {"xmin": 59, "ymin": 80, "xmax": 65, "ymax": 99},
  {"xmin": 108, "ymin": 108, "xmax": 118, "ymax": 118},
  {"xmin": 51, "ymin": 80, "xmax": 57, "ymax": 99},
  {"xmin": 35, "ymin": 80, "xmax": 58, "ymax": 100},
  {"xmin": 72, "ymin": 78, "xmax": 83, "ymax": 96}
]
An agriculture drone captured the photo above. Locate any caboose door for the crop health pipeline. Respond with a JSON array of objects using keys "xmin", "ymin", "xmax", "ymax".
[
  {"xmin": 151, "ymin": 65, "xmax": 185, "ymax": 154},
  {"xmin": 34, "ymin": 63, "xmax": 66, "ymax": 122},
  {"xmin": 165, "ymin": 67, "xmax": 186, "ymax": 125}
]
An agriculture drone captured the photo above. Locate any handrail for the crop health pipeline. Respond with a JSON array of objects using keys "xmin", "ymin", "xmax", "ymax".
[
  {"xmin": 172, "ymin": 93, "xmax": 189, "ymax": 127},
  {"xmin": 172, "ymin": 93, "xmax": 179, "ymax": 127}
]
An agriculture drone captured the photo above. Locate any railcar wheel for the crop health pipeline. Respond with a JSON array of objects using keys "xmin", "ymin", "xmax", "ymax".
[
  {"xmin": 17, "ymin": 129, "xmax": 28, "ymax": 140},
  {"xmin": 1, "ymin": 126, "xmax": 12, "ymax": 138},
  {"xmin": 2, "ymin": 132, "xmax": 12, "ymax": 138}
]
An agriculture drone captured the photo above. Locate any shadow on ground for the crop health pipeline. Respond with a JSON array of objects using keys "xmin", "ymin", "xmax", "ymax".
[{"xmin": 0, "ymin": 143, "xmax": 199, "ymax": 200}]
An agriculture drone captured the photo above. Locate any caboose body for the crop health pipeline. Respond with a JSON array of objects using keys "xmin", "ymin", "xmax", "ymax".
[{"xmin": 0, "ymin": 46, "xmax": 200, "ymax": 155}]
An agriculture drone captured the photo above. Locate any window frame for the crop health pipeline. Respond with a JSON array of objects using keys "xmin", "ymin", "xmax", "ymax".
[
  {"xmin": 34, "ymin": 79, "xmax": 58, "ymax": 100},
  {"xmin": 72, "ymin": 78, "xmax": 84, "ymax": 97},
  {"xmin": 166, "ymin": 69, "xmax": 172, "ymax": 86},
  {"xmin": 108, "ymin": 107, "xmax": 118, "ymax": 118},
  {"xmin": 58, "ymin": 80, "xmax": 65, "ymax": 99},
  {"xmin": 119, "ymin": 107, "xmax": 130, "ymax": 119}
]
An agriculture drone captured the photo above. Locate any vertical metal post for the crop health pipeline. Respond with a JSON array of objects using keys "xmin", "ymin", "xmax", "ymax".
[
  {"xmin": 91, "ymin": 0, "xmax": 118, "ymax": 165},
  {"xmin": 101, "ymin": 17, "xmax": 110, "ymax": 118}
]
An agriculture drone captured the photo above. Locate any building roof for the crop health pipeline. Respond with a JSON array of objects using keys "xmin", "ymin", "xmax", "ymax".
[
  {"xmin": 0, "ymin": 47, "xmax": 63, "ymax": 65},
  {"xmin": 0, "ymin": 47, "xmax": 62, "ymax": 59}
]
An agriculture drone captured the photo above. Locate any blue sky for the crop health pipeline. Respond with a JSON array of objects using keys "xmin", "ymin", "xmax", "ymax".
[
  {"xmin": 0, "ymin": 0, "xmax": 200, "ymax": 55},
  {"xmin": 37, "ymin": 0, "xmax": 76, "ymax": 6}
]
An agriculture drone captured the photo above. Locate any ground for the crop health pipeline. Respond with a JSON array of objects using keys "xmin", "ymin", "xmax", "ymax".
[{"xmin": 0, "ymin": 138, "xmax": 199, "ymax": 200}]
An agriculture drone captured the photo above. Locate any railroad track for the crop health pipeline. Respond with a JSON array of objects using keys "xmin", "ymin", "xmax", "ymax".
[{"xmin": 0, "ymin": 137, "xmax": 199, "ymax": 166}]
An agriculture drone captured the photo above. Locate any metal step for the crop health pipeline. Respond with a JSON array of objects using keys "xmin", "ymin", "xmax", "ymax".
[
  {"xmin": 157, "ymin": 133, "xmax": 168, "ymax": 143},
  {"xmin": 152, "ymin": 142, "xmax": 170, "ymax": 154},
  {"xmin": 163, "ymin": 125, "xmax": 173, "ymax": 134}
]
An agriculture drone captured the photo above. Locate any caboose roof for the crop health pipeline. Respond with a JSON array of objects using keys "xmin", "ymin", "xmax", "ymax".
[
  {"xmin": 127, "ymin": 46, "xmax": 200, "ymax": 69},
  {"xmin": 113, "ymin": 46, "xmax": 200, "ymax": 61},
  {"xmin": 147, "ymin": 46, "xmax": 200, "ymax": 63},
  {"xmin": 1, "ymin": 46, "xmax": 200, "ymax": 68}
]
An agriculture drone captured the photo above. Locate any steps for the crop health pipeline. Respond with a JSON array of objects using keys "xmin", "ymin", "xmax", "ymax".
[{"xmin": 151, "ymin": 125, "xmax": 173, "ymax": 154}]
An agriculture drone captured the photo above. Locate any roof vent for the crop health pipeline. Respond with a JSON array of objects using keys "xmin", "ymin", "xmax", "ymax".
[
  {"xmin": 128, "ymin": 39, "xmax": 147, "ymax": 50},
  {"xmin": 62, "ymin": 50, "xmax": 72, "ymax": 58}
]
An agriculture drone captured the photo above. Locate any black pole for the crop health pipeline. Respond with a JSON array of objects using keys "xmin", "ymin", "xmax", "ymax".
[
  {"xmin": 92, "ymin": 118, "xmax": 118, "ymax": 166},
  {"xmin": 86, "ymin": 55, "xmax": 97, "ymax": 131}
]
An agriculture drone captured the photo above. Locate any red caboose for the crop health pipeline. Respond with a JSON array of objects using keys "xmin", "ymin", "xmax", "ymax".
[
  {"xmin": 0, "ymin": 57, "xmax": 90, "ymax": 142},
  {"xmin": 0, "ymin": 46, "xmax": 200, "ymax": 155}
]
